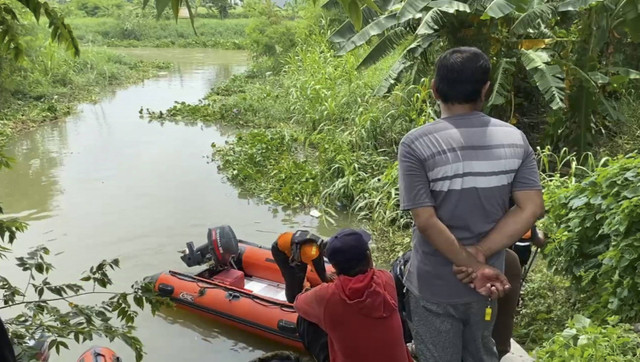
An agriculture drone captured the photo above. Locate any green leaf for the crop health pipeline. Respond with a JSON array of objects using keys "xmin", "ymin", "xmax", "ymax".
[
  {"xmin": 374, "ymin": 34, "xmax": 439, "ymax": 95},
  {"xmin": 428, "ymin": 0, "xmax": 471, "ymax": 13},
  {"xmin": 397, "ymin": 0, "xmax": 432, "ymax": 23},
  {"xmin": 511, "ymin": 4, "xmax": 556, "ymax": 34},
  {"xmin": 520, "ymin": 49, "xmax": 551, "ymax": 69},
  {"xmin": 155, "ymin": 0, "xmax": 172, "ymax": 19},
  {"xmin": 337, "ymin": 13, "xmax": 400, "ymax": 55},
  {"xmin": 573, "ymin": 314, "xmax": 591, "ymax": 329},
  {"xmin": 183, "ymin": 0, "xmax": 197, "ymax": 35},
  {"xmin": 133, "ymin": 294, "xmax": 145, "ymax": 310},
  {"xmin": 624, "ymin": 16, "xmax": 640, "ymax": 42},
  {"xmin": 557, "ymin": 0, "xmax": 602, "ymax": 12},
  {"xmin": 561, "ymin": 327, "xmax": 577, "ymax": 339},
  {"xmin": 588, "ymin": 72, "xmax": 609, "ymax": 84},
  {"xmin": 416, "ymin": 9, "xmax": 446, "ymax": 35},
  {"xmin": 363, "ymin": 0, "xmax": 382, "ymax": 13},
  {"xmin": 487, "ymin": 58, "xmax": 516, "ymax": 107},
  {"xmin": 483, "ymin": 0, "xmax": 516, "ymax": 18},
  {"xmin": 171, "ymin": 0, "xmax": 179, "ymax": 19},
  {"xmin": 608, "ymin": 67, "xmax": 640, "ymax": 79},
  {"xmin": 623, "ymin": 186, "xmax": 640, "ymax": 198},
  {"xmin": 531, "ymin": 64, "xmax": 566, "ymax": 110},
  {"xmin": 357, "ymin": 28, "xmax": 411, "ymax": 69},
  {"xmin": 329, "ymin": 8, "xmax": 382, "ymax": 45},
  {"xmin": 348, "ymin": 0, "xmax": 364, "ymax": 30}
]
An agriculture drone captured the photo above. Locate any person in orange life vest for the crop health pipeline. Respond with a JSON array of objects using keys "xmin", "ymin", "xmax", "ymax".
[
  {"xmin": 294, "ymin": 229, "xmax": 413, "ymax": 362},
  {"xmin": 271, "ymin": 230, "xmax": 331, "ymax": 304}
]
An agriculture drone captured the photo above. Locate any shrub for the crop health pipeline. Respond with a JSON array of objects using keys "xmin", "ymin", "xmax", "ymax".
[
  {"xmin": 534, "ymin": 315, "xmax": 640, "ymax": 361},
  {"xmin": 543, "ymin": 153, "xmax": 640, "ymax": 322},
  {"xmin": 68, "ymin": 17, "xmax": 250, "ymax": 49},
  {"xmin": 513, "ymin": 261, "xmax": 581, "ymax": 351}
]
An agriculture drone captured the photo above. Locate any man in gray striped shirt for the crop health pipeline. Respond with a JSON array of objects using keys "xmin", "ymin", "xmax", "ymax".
[{"xmin": 398, "ymin": 47, "xmax": 544, "ymax": 361}]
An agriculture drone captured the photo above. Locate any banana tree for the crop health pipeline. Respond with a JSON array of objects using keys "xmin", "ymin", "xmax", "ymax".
[{"xmin": 330, "ymin": 0, "xmax": 640, "ymax": 153}]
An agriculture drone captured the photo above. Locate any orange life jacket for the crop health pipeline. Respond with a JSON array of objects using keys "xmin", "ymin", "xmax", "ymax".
[{"xmin": 276, "ymin": 231, "xmax": 321, "ymax": 264}]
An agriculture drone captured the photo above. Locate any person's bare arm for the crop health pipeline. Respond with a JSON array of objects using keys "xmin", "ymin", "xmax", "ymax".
[
  {"xmin": 411, "ymin": 207, "xmax": 483, "ymax": 270},
  {"xmin": 476, "ymin": 190, "xmax": 545, "ymax": 257}
]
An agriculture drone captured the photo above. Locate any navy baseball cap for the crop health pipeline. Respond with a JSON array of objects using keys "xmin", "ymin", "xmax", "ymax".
[{"xmin": 325, "ymin": 229, "xmax": 372, "ymax": 270}]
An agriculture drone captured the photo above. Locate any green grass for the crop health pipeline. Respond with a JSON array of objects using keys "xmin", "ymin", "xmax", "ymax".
[
  {"xmin": 68, "ymin": 17, "xmax": 250, "ymax": 49},
  {"xmin": 0, "ymin": 31, "xmax": 171, "ymax": 140}
]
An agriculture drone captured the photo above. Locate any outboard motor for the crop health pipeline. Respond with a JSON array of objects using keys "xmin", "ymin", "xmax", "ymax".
[{"xmin": 181, "ymin": 225, "xmax": 239, "ymax": 268}]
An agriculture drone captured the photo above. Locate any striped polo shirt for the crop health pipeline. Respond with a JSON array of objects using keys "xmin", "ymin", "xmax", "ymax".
[{"xmin": 398, "ymin": 111, "xmax": 541, "ymax": 303}]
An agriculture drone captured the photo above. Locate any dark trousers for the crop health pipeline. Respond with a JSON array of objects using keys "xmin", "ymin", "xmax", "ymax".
[
  {"xmin": 297, "ymin": 316, "xmax": 329, "ymax": 362},
  {"xmin": 492, "ymin": 248, "xmax": 522, "ymax": 359},
  {"xmin": 271, "ymin": 242, "xmax": 308, "ymax": 303}
]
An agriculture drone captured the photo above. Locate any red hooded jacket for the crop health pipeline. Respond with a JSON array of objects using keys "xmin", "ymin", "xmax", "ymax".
[{"xmin": 294, "ymin": 269, "xmax": 412, "ymax": 362}]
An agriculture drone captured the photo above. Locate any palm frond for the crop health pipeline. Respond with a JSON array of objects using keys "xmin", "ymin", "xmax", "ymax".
[
  {"xmin": 415, "ymin": 8, "xmax": 447, "ymax": 35},
  {"xmin": 358, "ymin": 27, "xmax": 412, "ymax": 69},
  {"xmin": 487, "ymin": 58, "xmax": 516, "ymax": 107},
  {"xmin": 520, "ymin": 49, "xmax": 551, "ymax": 69},
  {"xmin": 557, "ymin": 0, "xmax": 603, "ymax": 12},
  {"xmin": 329, "ymin": 8, "xmax": 382, "ymax": 45},
  {"xmin": 375, "ymin": 34, "xmax": 439, "ymax": 95},
  {"xmin": 531, "ymin": 64, "xmax": 566, "ymax": 109},
  {"xmin": 511, "ymin": 3, "xmax": 556, "ymax": 34},
  {"xmin": 483, "ymin": 0, "xmax": 516, "ymax": 18},
  {"xmin": 337, "ymin": 13, "xmax": 401, "ymax": 55},
  {"xmin": 428, "ymin": 0, "xmax": 471, "ymax": 13},
  {"xmin": 397, "ymin": 0, "xmax": 433, "ymax": 23}
]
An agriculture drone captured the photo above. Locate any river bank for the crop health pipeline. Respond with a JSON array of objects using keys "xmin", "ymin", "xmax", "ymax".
[
  {"xmin": 68, "ymin": 17, "xmax": 250, "ymax": 49},
  {"xmin": 0, "ymin": 42, "xmax": 171, "ymax": 141}
]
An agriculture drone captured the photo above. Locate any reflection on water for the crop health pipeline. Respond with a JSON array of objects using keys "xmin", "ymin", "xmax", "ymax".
[
  {"xmin": 0, "ymin": 48, "xmax": 356, "ymax": 362},
  {"xmin": 0, "ymin": 125, "xmax": 68, "ymax": 221}
]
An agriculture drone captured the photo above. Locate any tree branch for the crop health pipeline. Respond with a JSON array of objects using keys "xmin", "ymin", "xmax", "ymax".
[{"xmin": 0, "ymin": 291, "xmax": 132, "ymax": 310}]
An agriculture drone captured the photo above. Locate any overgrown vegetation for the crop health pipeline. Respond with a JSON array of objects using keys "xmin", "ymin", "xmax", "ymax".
[
  {"xmin": 0, "ymin": 30, "xmax": 170, "ymax": 139},
  {"xmin": 535, "ymin": 315, "xmax": 640, "ymax": 361},
  {"xmin": 333, "ymin": 0, "xmax": 640, "ymax": 154},
  {"xmin": 148, "ymin": 0, "xmax": 640, "ymax": 357},
  {"xmin": 68, "ymin": 17, "xmax": 250, "ymax": 48},
  {"xmin": 543, "ymin": 154, "xmax": 640, "ymax": 322}
]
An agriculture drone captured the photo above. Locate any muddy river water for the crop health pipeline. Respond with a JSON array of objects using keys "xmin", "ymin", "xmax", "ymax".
[{"xmin": 0, "ymin": 48, "xmax": 350, "ymax": 361}]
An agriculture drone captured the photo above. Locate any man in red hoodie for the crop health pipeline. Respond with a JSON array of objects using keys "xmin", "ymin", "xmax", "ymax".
[{"xmin": 294, "ymin": 229, "xmax": 413, "ymax": 362}]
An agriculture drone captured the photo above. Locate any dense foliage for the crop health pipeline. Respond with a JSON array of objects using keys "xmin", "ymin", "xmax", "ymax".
[
  {"xmin": 3, "ymin": 0, "xmax": 640, "ymax": 359},
  {"xmin": 68, "ymin": 17, "xmax": 249, "ymax": 48},
  {"xmin": 535, "ymin": 315, "xmax": 640, "ymax": 361},
  {"xmin": 543, "ymin": 153, "xmax": 640, "ymax": 322},
  {"xmin": 333, "ymin": 0, "xmax": 640, "ymax": 154},
  {"xmin": 513, "ymin": 261, "xmax": 581, "ymax": 350},
  {"xmin": 148, "ymin": 1, "xmax": 640, "ymax": 357}
]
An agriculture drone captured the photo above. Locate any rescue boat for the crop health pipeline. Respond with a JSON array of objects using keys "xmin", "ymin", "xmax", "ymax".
[
  {"xmin": 146, "ymin": 225, "xmax": 333, "ymax": 349},
  {"xmin": 77, "ymin": 347, "xmax": 121, "ymax": 362}
]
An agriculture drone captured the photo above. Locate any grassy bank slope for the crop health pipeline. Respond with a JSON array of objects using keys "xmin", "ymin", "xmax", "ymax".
[
  {"xmin": 68, "ymin": 17, "xmax": 250, "ymax": 49},
  {"xmin": 0, "ymin": 33, "xmax": 170, "ymax": 140}
]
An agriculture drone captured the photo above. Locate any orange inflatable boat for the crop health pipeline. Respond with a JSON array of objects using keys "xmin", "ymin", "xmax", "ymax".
[
  {"xmin": 77, "ymin": 347, "xmax": 121, "ymax": 362},
  {"xmin": 146, "ymin": 225, "xmax": 333, "ymax": 349}
]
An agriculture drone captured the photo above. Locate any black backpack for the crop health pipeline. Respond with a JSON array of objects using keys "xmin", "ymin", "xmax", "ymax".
[{"xmin": 390, "ymin": 250, "xmax": 413, "ymax": 344}]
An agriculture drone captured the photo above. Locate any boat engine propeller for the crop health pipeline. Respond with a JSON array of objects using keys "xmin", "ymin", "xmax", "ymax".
[{"xmin": 180, "ymin": 225, "xmax": 239, "ymax": 268}]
